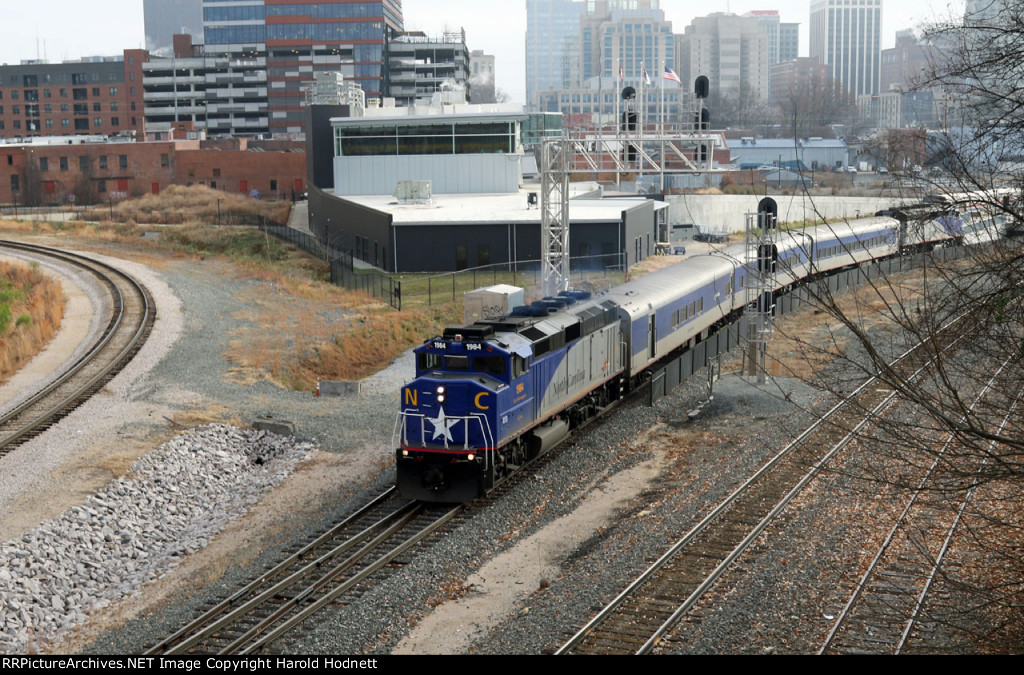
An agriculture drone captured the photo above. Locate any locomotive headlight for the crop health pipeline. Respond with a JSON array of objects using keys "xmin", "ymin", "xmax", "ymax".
[
  {"xmin": 402, "ymin": 449, "xmax": 409, "ymax": 457},
  {"xmin": 436, "ymin": 386, "xmax": 446, "ymax": 394},
  {"xmin": 438, "ymin": 396, "xmax": 446, "ymax": 403},
  {"xmin": 467, "ymin": 453, "xmax": 475, "ymax": 461}
]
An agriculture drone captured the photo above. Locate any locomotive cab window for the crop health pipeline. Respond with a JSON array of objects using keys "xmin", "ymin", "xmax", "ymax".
[
  {"xmin": 445, "ymin": 355, "xmax": 470, "ymax": 370},
  {"xmin": 474, "ymin": 355, "xmax": 507, "ymax": 377},
  {"xmin": 417, "ymin": 353, "xmax": 443, "ymax": 373}
]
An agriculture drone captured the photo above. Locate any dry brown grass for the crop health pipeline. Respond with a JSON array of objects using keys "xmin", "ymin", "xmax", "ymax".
[
  {"xmin": 81, "ymin": 185, "xmax": 292, "ymax": 225},
  {"xmin": 223, "ymin": 286, "xmax": 463, "ymax": 391},
  {"xmin": 0, "ymin": 260, "xmax": 65, "ymax": 384}
]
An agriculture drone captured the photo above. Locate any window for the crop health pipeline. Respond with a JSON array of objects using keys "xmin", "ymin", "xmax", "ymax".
[
  {"xmin": 93, "ymin": 103, "xmax": 101, "ymax": 112},
  {"xmin": 61, "ymin": 119, "xmax": 69, "ymax": 128},
  {"xmin": 13, "ymin": 120, "xmax": 20, "ymax": 129},
  {"xmin": 97, "ymin": 179, "xmax": 106, "ymax": 193},
  {"xmin": 60, "ymin": 88, "xmax": 67, "ymax": 98},
  {"xmin": 39, "ymin": 157, "xmax": 48, "ymax": 171},
  {"xmin": 43, "ymin": 89, "xmax": 51, "ymax": 98},
  {"xmin": 111, "ymin": 117, "xmax": 119, "ymax": 127},
  {"xmin": 109, "ymin": 87, "xmax": 118, "ymax": 96},
  {"xmin": 10, "ymin": 175, "xmax": 19, "ymax": 192},
  {"xmin": 60, "ymin": 103, "xmax": 68, "ymax": 112},
  {"xmin": 94, "ymin": 117, "xmax": 102, "ymax": 127},
  {"xmin": 160, "ymin": 154, "xmax": 169, "ymax": 168},
  {"xmin": 270, "ymin": 179, "xmax": 277, "ymax": 191},
  {"xmin": 119, "ymin": 155, "xmax": 127, "ymax": 169},
  {"xmin": 43, "ymin": 104, "xmax": 51, "ymax": 113},
  {"xmin": 12, "ymin": 105, "xmax": 19, "ymax": 115},
  {"xmin": 10, "ymin": 90, "xmax": 18, "ymax": 100},
  {"xmin": 99, "ymin": 156, "xmax": 107, "ymax": 169},
  {"xmin": 130, "ymin": 101, "xmax": 136, "ymax": 111},
  {"xmin": 59, "ymin": 156, "xmax": 68, "ymax": 171},
  {"xmin": 72, "ymin": 73, "xmax": 87, "ymax": 85},
  {"xmin": 92, "ymin": 87, "xmax": 100, "ymax": 97},
  {"xmin": 79, "ymin": 156, "xmax": 88, "ymax": 170},
  {"xmin": 110, "ymin": 102, "xmax": 118, "ymax": 111},
  {"xmin": 44, "ymin": 119, "xmax": 53, "ymax": 129},
  {"xmin": 212, "ymin": 167, "xmax": 220, "ymax": 177},
  {"xmin": 73, "ymin": 88, "xmax": 87, "ymax": 100}
]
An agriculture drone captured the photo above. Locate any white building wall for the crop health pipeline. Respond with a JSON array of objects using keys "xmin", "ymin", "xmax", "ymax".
[{"xmin": 333, "ymin": 154, "xmax": 521, "ymax": 196}]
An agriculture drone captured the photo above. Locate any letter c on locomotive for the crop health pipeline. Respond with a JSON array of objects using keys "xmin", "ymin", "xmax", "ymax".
[{"xmin": 474, "ymin": 392, "xmax": 490, "ymax": 410}]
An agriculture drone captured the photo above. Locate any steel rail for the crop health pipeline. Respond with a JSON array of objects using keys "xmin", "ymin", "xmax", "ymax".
[{"xmin": 558, "ymin": 312, "xmax": 971, "ymax": 655}]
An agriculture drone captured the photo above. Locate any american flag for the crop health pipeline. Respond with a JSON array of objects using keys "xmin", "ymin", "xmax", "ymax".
[
  {"xmin": 619, "ymin": 63, "xmax": 624, "ymax": 82},
  {"xmin": 664, "ymin": 66, "xmax": 682, "ymax": 84},
  {"xmin": 641, "ymin": 63, "xmax": 651, "ymax": 86}
]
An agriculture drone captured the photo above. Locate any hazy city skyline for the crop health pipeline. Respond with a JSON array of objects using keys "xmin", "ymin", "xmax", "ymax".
[{"xmin": 0, "ymin": 0, "xmax": 964, "ymax": 105}]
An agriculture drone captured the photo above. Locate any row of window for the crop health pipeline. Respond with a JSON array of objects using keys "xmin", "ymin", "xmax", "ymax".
[
  {"xmin": 6, "ymin": 71, "xmax": 117, "ymax": 86},
  {"xmin": 35, "ymin": 154, "xmax": 130, "ymax": 172},
  {"xmin": 0, "ymin": 86, "xmax": 123, "ymax": 101},
  {"xmin": 0, "ymin": 117, "xmax": 131, "ymax": 131},
  {"xmin": 0, "ymin": 101, "xmax": 129, "ymax": 115},
  {"xmin": 8, "ymin": 174, "xmax": 129, "ymax": 195},
  {"xmin": 671, "ymin": 297, "xmax": 705, "ymax": 328}
]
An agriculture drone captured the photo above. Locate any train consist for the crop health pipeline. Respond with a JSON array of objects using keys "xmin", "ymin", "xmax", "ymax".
[{"xmin": 394, "ymin": 194, "xmax": 1015, "ymax": 502}]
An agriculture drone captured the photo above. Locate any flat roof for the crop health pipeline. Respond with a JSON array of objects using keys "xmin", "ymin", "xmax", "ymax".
[
  {"xmin": 331, "ymin": 111, "xmax": 530, "ymax": 128},
  {"xmin": 339, "ymin": 185, "xmax": 667, "ymax": 226}
]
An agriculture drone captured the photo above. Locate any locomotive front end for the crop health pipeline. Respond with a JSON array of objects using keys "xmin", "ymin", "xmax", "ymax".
[{"xmin": 395, "ymin": 327, "xmax": 518, "ymax": 502}]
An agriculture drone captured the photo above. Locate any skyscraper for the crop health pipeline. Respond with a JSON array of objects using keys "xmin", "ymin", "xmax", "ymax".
[
  {"xmin": 526, "ymin": 0, "xmax": 585, "ymax": 108},
  {"xmin": 678, "ymin": 13, "xmax": 769, "ymax": 99},
  {"xmin": 810, "ymin": 0, "xmax": 882, "ymax": 97}
]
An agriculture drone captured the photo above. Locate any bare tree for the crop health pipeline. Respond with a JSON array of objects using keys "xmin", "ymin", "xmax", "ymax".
[{"xmin": 766, "ymin": 1, "xmax": 1024, "ymax": 649}]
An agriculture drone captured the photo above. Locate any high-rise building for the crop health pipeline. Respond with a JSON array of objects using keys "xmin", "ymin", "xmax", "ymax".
[
  {"xmin": 810, "ymin": 0, "xmax": 882, "ymax": 97},
  {"xmin": 744, "ymin": 10, "xmax": 782, "ymax": 65},
  {"xmin": 526, "ymin": 0, "xmax": 586, "ymax": 108},
  {"xmin": 0, "ymin": 51, "xmax": 148, "ymax": 140},
  {"xmin": 779, "ymin": 22, "xmax": 800, "ymax": 62},
  {"xmin": 385, "ymin": 30, "xmax": 471, "ymax": 108},
  {"xmin": 470, "ymin": 50, "xmax": 498, "ymax": 104},
  {"xmin": 678, "ymin": 13, "xmax": 769, "ymax": 99},
  {"xmin": 144, "ymin": 0, "xmax": 204, "ymax": 55},
  {"xmin": 579, "ymin": 1, "xmax": 671, "ymax": 84}
]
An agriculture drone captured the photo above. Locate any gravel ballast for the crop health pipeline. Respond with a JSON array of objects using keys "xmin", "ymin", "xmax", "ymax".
[{"xmin": 0, "ymin": 425, "xmax": 314, "ymax": 653}]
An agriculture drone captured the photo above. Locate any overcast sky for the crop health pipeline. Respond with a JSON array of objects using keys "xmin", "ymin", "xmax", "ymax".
[{"xmin": 0, "ymin": 1, "xmax": 965, "ymax": 104}]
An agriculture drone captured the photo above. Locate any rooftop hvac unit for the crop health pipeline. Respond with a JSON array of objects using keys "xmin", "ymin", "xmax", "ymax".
[{"xmin": 394, "ymin": 180, "xmax": 433, "ymax": 204}]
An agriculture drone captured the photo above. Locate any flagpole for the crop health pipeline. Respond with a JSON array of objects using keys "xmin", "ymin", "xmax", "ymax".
[
  {"xmin": 639, "ymin": 61, "xmax": 645, "ymax": 182},
  {"xmin": 660, "ymin": 67, "xmax": 665, "ymax": 193},
  {"xmin": 615, "ymin": 58, "xmax": 621, "ymax": 190}
]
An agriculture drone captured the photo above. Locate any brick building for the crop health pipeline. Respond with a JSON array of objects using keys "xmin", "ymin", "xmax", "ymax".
[
  {"xmin": 0, "ymin": 51, "xmax": 149, "ymax": 141},
  {"xmin": 1, "ymin": 136, "xmax": 305, "ymax": 206}
]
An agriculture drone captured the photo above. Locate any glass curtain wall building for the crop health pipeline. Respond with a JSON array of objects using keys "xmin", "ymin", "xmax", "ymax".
[{"xmin": 200, "ymin": 0, "xmax": 403, "ymax": 135}]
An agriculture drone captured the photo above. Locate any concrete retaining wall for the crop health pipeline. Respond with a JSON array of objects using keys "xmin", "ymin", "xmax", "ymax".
[{"xmin": 665, "ymin": 194, "xmax": 910, "ymax": 234}]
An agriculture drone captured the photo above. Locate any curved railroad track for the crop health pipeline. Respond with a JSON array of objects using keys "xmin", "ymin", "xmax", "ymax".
[
  {"xmin": 556, "ymin": 318, "xmax": 971, "ymax": 655},
  {"xmin": 0, "ymin": 240, "xmax": 155, "ymax": 458}
]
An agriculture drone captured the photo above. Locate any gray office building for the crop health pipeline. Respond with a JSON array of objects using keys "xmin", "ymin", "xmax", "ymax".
[{"xmin": 144, "ymin": 0, "xmax": 204, "ymax": 55}]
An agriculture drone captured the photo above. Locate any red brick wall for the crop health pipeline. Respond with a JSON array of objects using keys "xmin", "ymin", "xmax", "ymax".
[{"xmin": 1, "ymin": 141, "xmax": 306, "ymax": 205}]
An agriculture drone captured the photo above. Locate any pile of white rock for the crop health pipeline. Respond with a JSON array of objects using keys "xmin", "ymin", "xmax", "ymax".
[{"xmin": 0, "ymin": 424, "xmax": 316, "ymax": 653}]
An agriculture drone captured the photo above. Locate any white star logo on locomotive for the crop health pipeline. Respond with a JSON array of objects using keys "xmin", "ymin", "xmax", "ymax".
[{"xmin": 427, "ymin": 407, "xmax": 461, "ymax": 442}]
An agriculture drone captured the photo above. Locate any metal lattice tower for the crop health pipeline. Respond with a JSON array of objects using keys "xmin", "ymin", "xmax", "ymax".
[
  {"xmin": 538, "ymin": 123, "xmax": 720, "ymax": 296},
  {"xmin": 744, "ymin": 205, "xmax": 777, "ymax": 384},
  {"xmin": 541, "ymin": 139, "xmax": 572, "ymax": 298}
]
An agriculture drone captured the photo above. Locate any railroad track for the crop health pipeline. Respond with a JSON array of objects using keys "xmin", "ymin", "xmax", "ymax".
[
  {"xmin": 556, "ymin": 319, "xmax": 971, "ymax": 655},
  {"xmin": 0, "ymin": 240, "xmax": 155, "ymax": 459},
  {"xmin": 146, "ymin": 488, "xmax": 464, "ymax": 655},
  {"xmin": 818, "ymin": 361, "xmax": 1024, "ymax": 655}
]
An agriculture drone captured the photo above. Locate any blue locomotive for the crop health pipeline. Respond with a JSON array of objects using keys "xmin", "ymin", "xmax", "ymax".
[{"xmin": 394, "ymin": 207, "xmax": 1001, "ymax": 502}]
